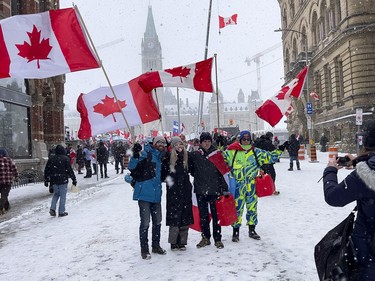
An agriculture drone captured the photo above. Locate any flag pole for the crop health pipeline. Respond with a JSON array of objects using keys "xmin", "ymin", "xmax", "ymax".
[
  {"xmin": 197, "ymin": 0, "xmax": 213, "ymax": 135},
  {"xmin": 177, "ymin": 87, "xmax": 181, "ymax": 134},
  {"xmin": 153, "ymin": 88, "xmax": 164, "ymax": 136},
  {"xmin": 73, "ymin": 5, "xmax": 132, "ymax": 134},
  {"xmin": 214, "ymin": 54, "xmax": 220, "ymax": 131}
]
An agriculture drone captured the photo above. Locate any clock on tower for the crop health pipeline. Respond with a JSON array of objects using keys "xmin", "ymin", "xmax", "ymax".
[{"xmin": 147, "ymin": 41, "xmax": 154, "ymax": 49}]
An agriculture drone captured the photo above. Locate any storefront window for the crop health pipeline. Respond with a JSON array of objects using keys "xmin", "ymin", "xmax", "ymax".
[{"xmin": 0, "ymin": 78, "xmax": 31, "ymax": 158}]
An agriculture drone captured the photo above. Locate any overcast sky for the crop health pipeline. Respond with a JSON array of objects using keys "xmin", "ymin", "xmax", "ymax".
[{"xmin": 60, "ymin": 0, "xmax": 286, "ymax": 129}]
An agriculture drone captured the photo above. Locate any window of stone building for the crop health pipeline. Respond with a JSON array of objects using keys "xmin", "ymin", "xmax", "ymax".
[
  {"xmin": 289, "ymin": 0, "xmax": 295, "ymax": 18},
  {"xmin": 282, "ymin": 7, "xmax": 288, "ymax": 28},
  {"xmin": 285, "ymin": 48, "xmax": 290, "ymax": 70},
  {"xmin": 337, "ymin": 60, "xmax": 344, "ymax": 102},
  {"xmin": 313, "ymin": 70, "xmax": 322, "ymax": 108},
  {"xmin": 335, "ymin": 0, "xmax": 342, "ymax": 24},
  {"xmin": 292, "ymin": 39, "xmax": 298, "ymax": 62},
  {"xmin": 328, "ymin": 7, "xmax": 335, "ymax": 30},
  {"xmin": 311, "ymin": 12, "xmax": 318, "ymax": 46},
  {"xmin": 319, "ymin": 0, "xmax": 327, "ymax": 40},
  {"xmin": 324, "ymin": 64, "xmax": 333, "ymax": 104}
]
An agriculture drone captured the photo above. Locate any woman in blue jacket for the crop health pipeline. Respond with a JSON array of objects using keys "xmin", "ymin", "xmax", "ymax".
[
  {"xmin": 323, "ymin": 120, "xmax": 375, "ymax": 280},
  {"xmin": 128, "ymin": 136, "xmax": 167, "ymax": 260}
]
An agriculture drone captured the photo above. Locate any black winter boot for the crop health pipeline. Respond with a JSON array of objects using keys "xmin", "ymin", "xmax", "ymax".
[
  {"xmin": 141, "ymin": 247, "xmax": 151, "ymax": 260},
  {"xmin": 232, "ymin": 227, "xmax": 240, "ymax": 242},
  {"xmin": 288, "ymin": 163, "xmax": 293, "ymax": 171},
  {"xmin": 296, "ymin": 162, "xmax": 301, "ymax": 170},
  {"xmin": 249, "ymin": 225, "xmax": 261, "ymax": 240}
]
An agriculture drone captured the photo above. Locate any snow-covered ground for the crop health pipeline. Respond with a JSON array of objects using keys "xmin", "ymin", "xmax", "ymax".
[{"xmin": 0, "ymin": 151, "xmax": 354, "ymax": 281}]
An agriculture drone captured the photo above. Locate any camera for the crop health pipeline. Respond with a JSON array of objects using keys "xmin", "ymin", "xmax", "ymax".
[{"xmin": 336, "ymin": 156, "xmax": 351, "ymax": 167}]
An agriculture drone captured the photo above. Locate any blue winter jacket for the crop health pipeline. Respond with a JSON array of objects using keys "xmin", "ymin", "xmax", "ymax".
[
  {"xmin": 128, "ymin": 144, "xmax": 163, "ymax": 203},
  {"xmin": 323, "ymin": 154, "xmax": 375, "ymax": 269}
]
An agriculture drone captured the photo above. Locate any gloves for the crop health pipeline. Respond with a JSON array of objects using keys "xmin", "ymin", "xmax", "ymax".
[
  {"xmin": 44, "ymin": 181, "xmax": 49, "ymax": 187},
  {"xmin": 278, "ymin": 141, "xmax": 289, "ymax": 151},
  {"xmin": 132, "ymin": 143, "xmax": 142, "ymax": 158},
  {"xmin": 223, "ymin": 191, "xmax": 231, "ymax": 198},
  {"xmin": 72, "ymin": 180, "xmax": 77, "ymax": 186}
]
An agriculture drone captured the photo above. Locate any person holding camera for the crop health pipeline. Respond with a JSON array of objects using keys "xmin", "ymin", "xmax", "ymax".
[
  {"xmin": 44, "ymin": 145, "xmax": 77, "ymax": 217},
  {"xmin": 128, "ymin": 136, "xmax": 168, "ymax": 260},
  {"xmin": 322, "ymin": 120, "xmax": 375, "ymax": 280}
]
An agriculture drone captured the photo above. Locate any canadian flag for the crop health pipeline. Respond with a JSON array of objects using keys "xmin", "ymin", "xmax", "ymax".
[
  {"xmin": 285, "ymin": 103, "xmax": 294, "ymax": 117},
  {"xmin": 219, "ymin": 14, "xmax": 238, "ymax": 29},
  {"xmin": 138, "ymin": 57, "xmax": 214, "ymax": 93},
  {"xmin": 0, "ymin": 8, "xmax": 99, "ymax": 79},
  {"xmin": 77, "ymin": 75, "xmax": 160, "ymax": 139},
  {"xmin": 310, "ymin": 91, "xmax": 320, "ymax": 101},
  {"xmin": 256, "ymin": 66, "xmax": 308, "ymax": 127}
]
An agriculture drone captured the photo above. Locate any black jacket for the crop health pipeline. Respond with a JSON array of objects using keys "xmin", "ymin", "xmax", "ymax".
[
  {"xmin": 323, "ymin": 153, "xmax": 375, "ymax": 269},
  {"xmin": 287, "ymin": 136, "xmax": 300, "ymax": 157},
  {"xmin": 161, "ymin": 151, "xmax": 194, "ymax": 227},
  {"xmin": 96, "ymin": 143, "xmax": 109, "ymax": 164},
  {"xmin": 44, "ymin": 145, "xmax": 76, "ymax": 185},
  {"xmin": 189, "ymin": 146, "xmax": 228, "ymax": 196}
]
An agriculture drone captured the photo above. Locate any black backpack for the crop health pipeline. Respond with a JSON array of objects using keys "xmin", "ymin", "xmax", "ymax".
[
  {"xmin": 130, "ymin": 151, "xmax": 156, "ymax": 183},
  {"xmin": 314, "ymin": 207, "xmax": 358, "ymax": 281}
]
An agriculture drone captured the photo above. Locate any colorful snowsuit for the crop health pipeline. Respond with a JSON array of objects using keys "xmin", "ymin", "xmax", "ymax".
[{"xmin": 224, "ymin": 143, "xmax": 282, "ymax": 227}]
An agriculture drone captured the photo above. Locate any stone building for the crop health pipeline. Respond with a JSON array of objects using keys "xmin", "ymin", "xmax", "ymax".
[
  {"xmin": 277, "ymin": 0, "xmax": 375, "ymax": 152},
  {"xmin": 1, "ymin": 0, "xmax": 64, "ymax": 172}
]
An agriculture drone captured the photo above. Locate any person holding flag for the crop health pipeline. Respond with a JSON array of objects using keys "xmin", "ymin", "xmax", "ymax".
[
  {"xmin": 224, "ymin": 130, "xmax": 286, "ymax": 242},
  {"xmin": 188, "ymin": 132, "xmax": 230, "ymax": 249}
]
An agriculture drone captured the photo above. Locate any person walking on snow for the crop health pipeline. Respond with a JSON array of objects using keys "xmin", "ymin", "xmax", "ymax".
[
  {"xmin": 0, "ymin": 148, "xmax": 18, "ymax": 214},
  {"xmin": 287, "ymin": 134, "xmax": 301, "ymax": 171},
  {"xmin": 44, "ymin": 145, "xmax": 77, "ymax": 217},
  {"xmin": 224, "ymin": 130, "xmax": 286, "ymax": 242}
]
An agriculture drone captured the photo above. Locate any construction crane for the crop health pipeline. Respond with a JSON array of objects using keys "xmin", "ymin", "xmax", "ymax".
[
  {"xmin": 96, "ymin": 38, "xmax": 125, "ymax": 50},
  {"xmin": 244, "ymin": 43, "xmax": 281, "ymax": 98}
]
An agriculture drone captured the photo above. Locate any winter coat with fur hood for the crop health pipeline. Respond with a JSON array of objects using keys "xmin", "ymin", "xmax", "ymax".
[{"xmin": 323, "ymin": 153, "xmax": 375, "ymax": 270}]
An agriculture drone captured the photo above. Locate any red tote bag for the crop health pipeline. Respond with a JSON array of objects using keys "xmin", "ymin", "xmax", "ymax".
[
  {"xmin": 255, "ymin": 171, "xmax": 275, "ymax": 197},
  {"xmin": 215, "ymin": 194, "xmax": 238, "ymax": 226}
]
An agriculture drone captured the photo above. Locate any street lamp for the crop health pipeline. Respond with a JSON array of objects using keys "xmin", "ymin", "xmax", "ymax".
[{"xmin": 274, "ymin": 28, "xmax": 313, "ymax": 148}]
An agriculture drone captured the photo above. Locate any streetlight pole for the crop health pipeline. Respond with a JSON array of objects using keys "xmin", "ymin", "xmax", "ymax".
[{"xmin": 274, "ymin": 28, "xmax": 313, "ymax": 148}]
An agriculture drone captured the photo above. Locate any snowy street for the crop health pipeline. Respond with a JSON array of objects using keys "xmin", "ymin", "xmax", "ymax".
[{"xmin": 0, "ymin": 152, "xmax": 354, "ymax": 281}]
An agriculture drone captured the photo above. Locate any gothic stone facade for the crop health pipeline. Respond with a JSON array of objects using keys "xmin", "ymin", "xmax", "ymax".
[{"xmin": 277, "ymin": 0, "xmax": 375, "ymax": 152}]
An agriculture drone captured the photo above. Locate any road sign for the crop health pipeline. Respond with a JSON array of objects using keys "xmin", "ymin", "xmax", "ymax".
[
  {"xmin": 356, "ymin": 108, "xmax": 363, "ymax": 125},
  {"xmin": 306, "ymin": 102, "xmax": 313, "ymax": 115}
]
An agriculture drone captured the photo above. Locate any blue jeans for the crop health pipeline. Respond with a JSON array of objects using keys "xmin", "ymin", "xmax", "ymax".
[
  {"xmin": 138, "ymin": 200, "xmax": 162, "ymax": 250},
  {"xmin": 50, "ymin": 183, "xmax": 68, "ymax": 214}
]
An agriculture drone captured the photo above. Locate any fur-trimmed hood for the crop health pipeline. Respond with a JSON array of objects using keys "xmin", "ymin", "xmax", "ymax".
[{"xmin": 356, "ymin": 155, "xmax": 375, "ymax": 192}]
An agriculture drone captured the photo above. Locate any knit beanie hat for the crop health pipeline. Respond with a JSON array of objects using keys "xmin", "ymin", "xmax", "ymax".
[
  {"xmin": 199, "ymin": 132, "xmax": 212, "ymax": 143},
  {"xmin": 239, "ymin": 130, "xmax": 251, "ymax": 140},
  {"xmin": 153, "ymin": 136, "xmax": 166, "ymax": 145},
  {"xmin": 171, "ymin": 136, "xmax": 183, "ymax": 147},
  {"xmin": 364, "ymin": 120, "xmax": 375, "ymax": 150}
]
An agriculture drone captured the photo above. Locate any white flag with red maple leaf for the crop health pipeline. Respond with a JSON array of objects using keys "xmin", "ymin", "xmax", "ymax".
[
  {"xmin": 77, "ymin": 75, "xmax": 160, "ymax": 139},
  {"xmin": 256, "ymin": 66, "xmax": 308, "ymax": 127},
  {"xmin": 219, "ymin": 14, "xmax": 238, "ymax": 29},
  {"xmin": 0, "ymin": 7, "xmax": 99, "ymax": 79},
  {"xmin": 138, "ymin": 57, "xmax": 214, "ymax": 93}
]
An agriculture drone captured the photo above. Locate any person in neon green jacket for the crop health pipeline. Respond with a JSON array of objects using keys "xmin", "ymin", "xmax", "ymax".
[{"xmin": 223, "ymin": 130, "xmax": 286, "ymax": 242}]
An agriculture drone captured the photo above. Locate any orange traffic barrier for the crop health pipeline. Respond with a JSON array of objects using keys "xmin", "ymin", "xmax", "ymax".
[
  {"xmin": 328, "ymin": 147, "xmax": 338, "ymax": 160},
  {"xmin": 310, "ymin": 146, "xmax": 317, "ymax": 161},
  {"xmin": 298, "ymin": 145, "xmax": 305, "ymax": 160}
]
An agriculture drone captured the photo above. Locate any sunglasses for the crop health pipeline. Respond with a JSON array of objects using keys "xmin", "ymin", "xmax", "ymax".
[
  {"xmin": 156, "ymin": 141, "xmax": 167, "ymax": 146},
  {"xmin": 242, "ymin": 138, "xmax": 251, "ymax": 141}
]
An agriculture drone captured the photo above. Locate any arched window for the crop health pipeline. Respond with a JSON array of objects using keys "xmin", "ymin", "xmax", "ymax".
[
  {"xmin": 285, "ymin": 48, "xmax": 290, "ymax": 69},
  {"xmin": 311, "ymin": 12, "xmax": 318, "ymax": 46},
  {"xmin": 289, "ymin": 0, "xmax": 295, "ymax": 18},
  {"xmin": 319, "ymin": 0, "xmax": 327, "ymax": 40},
  {"xmin": 282, "ymin": 7, "xmax": 288, "ymax": 28},
  {"xmin": 292, "ymin": 38, "xmax": 298, "ymax": 61}
]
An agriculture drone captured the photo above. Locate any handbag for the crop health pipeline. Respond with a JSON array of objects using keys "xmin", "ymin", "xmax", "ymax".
[
  {"xmin": 70, "ymin": 184, "xmax": 79, "ymax": 193},
  {"xmin": 215, "ymin": 194, "xmax": 238, "ymax": 226},
  {"xmin": 228, "ymin": 175, "xmax": 237, "ymax": 197},
  {"xmin": 314, "ymin": 206, "xmax": 358, "ymax": 281},
  {"xmin": 255, "ymin": 170, "xmax": 275, "ymax": 197}
]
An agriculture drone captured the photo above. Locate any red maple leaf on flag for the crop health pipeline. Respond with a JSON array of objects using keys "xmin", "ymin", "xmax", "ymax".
[
  {"xmin": 15, "ymin": 25, "xmax": 53, "ymax": 69},
  {"xmin": 165, "ymin": 66, "xmax": 191, "ymax": 83},
  {"xmin": 93, "ymin": 95, "xmax": 127, "ymax": 122}
]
